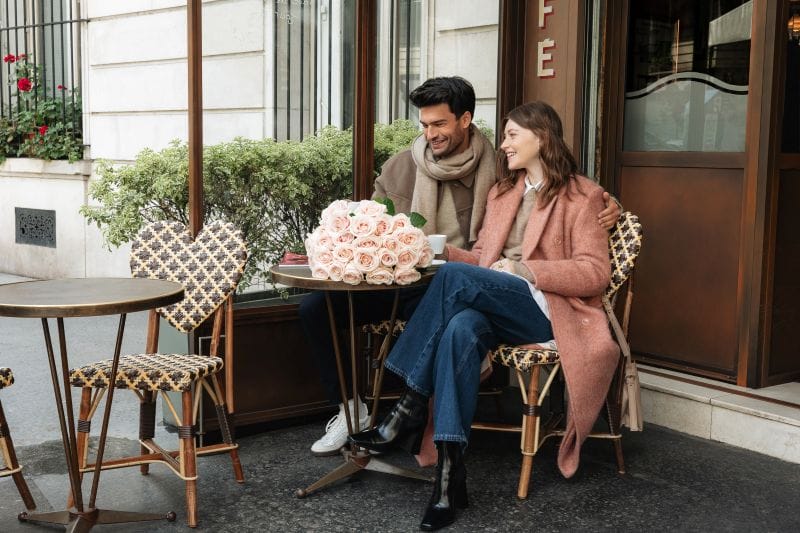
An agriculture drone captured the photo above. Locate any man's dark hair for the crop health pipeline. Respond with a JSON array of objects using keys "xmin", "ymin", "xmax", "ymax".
[{"xmin": 409, "ymin": 76, "xmax": 475, "ymax": 119}]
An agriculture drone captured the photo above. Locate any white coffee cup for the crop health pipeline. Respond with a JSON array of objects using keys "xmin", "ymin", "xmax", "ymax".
[{"xmin": 427, "ymin": 234, "xmax": 447, "ymax": 254}]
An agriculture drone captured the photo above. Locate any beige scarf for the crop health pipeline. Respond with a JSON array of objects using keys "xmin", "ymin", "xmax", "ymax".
[{"xmin": 410, "ymin": 125, "xmax": 496, "ymax": 244}]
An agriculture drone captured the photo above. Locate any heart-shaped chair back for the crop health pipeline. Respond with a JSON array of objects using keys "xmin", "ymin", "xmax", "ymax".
[{"xmin": 129, "ymin": 220, "xmax": 248, "ymax": 333}]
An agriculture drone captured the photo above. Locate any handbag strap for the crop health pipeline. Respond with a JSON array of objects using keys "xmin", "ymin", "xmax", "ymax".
[{"xmin": 603, "ymin": 295, "xmax": 632, "ymax": 362}]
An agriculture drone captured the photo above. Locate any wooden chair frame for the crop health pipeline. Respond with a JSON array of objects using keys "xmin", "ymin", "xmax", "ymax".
[
  {"xmin": 472, "ymin": 212, "xmax": 642, "ymax": 499},
  {"xmin": 73, "ymin": 296, "xmax": 243, "ymax": 528},
  {"xmin": 0, "ymin": 381, "xmax": 36, "ymax": 511}
]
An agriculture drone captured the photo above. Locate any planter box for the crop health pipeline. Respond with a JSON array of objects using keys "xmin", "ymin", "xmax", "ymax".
[{"xmin": 160, "ymin": 293, "xmax": 333, "ymax": 433}]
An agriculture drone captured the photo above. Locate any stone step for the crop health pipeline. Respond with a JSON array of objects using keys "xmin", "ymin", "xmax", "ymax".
[{"xmin": 639, "ymin": 364, "xmax": 800, "ymax": 464}]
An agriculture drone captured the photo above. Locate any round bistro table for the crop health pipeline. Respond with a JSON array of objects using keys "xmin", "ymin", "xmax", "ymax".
[
  {"xmin": 270, "ymin": 265, "xmax": 436, "ymax": 497},
  {"xmin": 0, "ymin": 278, "xmax": 184, "ymax": 531}
]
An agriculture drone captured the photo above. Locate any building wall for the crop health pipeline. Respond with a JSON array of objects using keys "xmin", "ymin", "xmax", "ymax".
[
  {"xmin": 83, "ymin": 0, "xmax": 269, "ymax": 277},
  {"xmin": 4, "ymin": 1, "xmax": 500, "ymax": 279},
  {"xmin": 427, "ymin": 0, "xmax": 498, "ymax": 133}
]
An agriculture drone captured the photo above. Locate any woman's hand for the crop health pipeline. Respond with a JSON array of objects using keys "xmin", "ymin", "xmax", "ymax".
[
  {"xmin": 598, "ymin": 192, "xmax": 622, "ymax": 230},
  {"xmin": 489, "ymin": 258, "xmax": 534, "ymax": 282}
]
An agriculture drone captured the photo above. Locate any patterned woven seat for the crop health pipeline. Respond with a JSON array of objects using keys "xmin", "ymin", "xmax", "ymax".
[
  {"xmin": 69, "ymin": 220, "xmax": 248, "ymax": 527},
  {"xmin": 489, "ymin": 345, "xmax": 560, "ymax": 372},
  {"xmin": 0, "ymin": 367, "xmax": 13, "ymax": 389},
  {"xmin": 361, "ymin": 319, "xmax": 406, "ymax": 336},
  {"xmin": 473, "ymin": 212, "xmax": 643, "ymax": 499},
  {"xmin": 70, "ymin": 354, "xmax": 224, "ymax": 392}
]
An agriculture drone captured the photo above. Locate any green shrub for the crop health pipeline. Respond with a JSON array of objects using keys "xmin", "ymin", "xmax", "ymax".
[{"xmin": 81, "ymin": 122, "xmax": 427, "ymax": 290}]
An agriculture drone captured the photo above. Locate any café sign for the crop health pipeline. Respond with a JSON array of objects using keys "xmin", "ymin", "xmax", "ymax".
[{"xmin": 537, "ymin": 0, "xmax": 555, "ymax": 78}]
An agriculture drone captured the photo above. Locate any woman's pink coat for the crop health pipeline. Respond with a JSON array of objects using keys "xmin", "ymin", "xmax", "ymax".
[{"xmin": 448, "ymin": 175, "xmax": 619, "ymax": 477}]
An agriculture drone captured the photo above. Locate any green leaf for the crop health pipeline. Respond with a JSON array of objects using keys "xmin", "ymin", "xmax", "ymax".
[
  {"xmin": 372, "ymin": 196, "xmax": 395, "ymax": 216},
  {"xmin": 409, "ymin": 212, "xmax": 427, "ymax": 228}
]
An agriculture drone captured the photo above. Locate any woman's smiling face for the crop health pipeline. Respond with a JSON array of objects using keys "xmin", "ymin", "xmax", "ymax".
[{"xmin": 500, "ymin": 119, "xmax": 541, "ymax": 172}]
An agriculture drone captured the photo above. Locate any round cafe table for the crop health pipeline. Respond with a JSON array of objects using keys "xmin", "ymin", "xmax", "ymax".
[
  {"xmin": 0, "ymin": 278, "xmax": 183, "ymax": 531},
  {"xmin": 270, "ymin": 265, "xmax": 436, "ymax": 497}
]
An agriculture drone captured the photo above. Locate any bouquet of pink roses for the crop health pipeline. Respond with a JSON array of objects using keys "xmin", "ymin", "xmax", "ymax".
[{"xmin": 304, "ymin": 199, "xmax": 434, "ymax": 285}]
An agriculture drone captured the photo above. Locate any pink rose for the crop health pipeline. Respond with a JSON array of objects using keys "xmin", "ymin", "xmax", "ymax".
[
  {"xmin": 311, "ymin": 264, "xmax": 330, "ymax": 280},
  {"xmin": 324, "ymin": 213, "xmax": 351, "ymax": 234},
  {"xmin": 304, "ymin": 233, "xmax": 318, "ymax": 256},
  {"xmin": 320, "ymin": 200, "xmax": 350, "ymax": 222},
  {"xmin": 335, "ymin": 231, "xmax": 355, "ymax": 244},
  {"xmin": 316, "ymin": 231, "xmax": 335, "ymax": 251},
  {"xmin": 394, "ymin": 268, "xmax": 421, "ymax": 285},
  {"xmin": 382, "ymin": 236, "xmax": 400, "ymax": 252},
  {"xmin": 333, "ymin": 243, "xmax": 355, "ymax": 263},
  {"xmin": 354, "ymin": 200, "xmax": 387, "ymax": 217},
  {"xmin": 396, "ymin": 247, "xmax": 420, "ymax": 269},
  {"xmin": 342, "ymin": 264, "xmax": 363, "ymax": 285},
  {"xmin": 350, "ymin": 214, "xmax": 377, "ymax": 237},
  {"xmin": 354, "ymin": 235, "xmax": 382, "ymax": 250},
  {"xmin": 395, "ymin": 227, "xmax": 425, "ymax": 248},
  {"xmin": 417, "ymin": 245, "xmax": 434, "ymax": 268},
  {"xmin": 379, "ymin": 249, "xmax": 398, "ymax": 267},
  {"xmin": 314, "ymin": 249, "xmax": 334, "ymax": 266},
  {"xmin": 390, "ymin": 213, "xmax": 412, "ymax": 233},
  {"xmin": 373, "ymin": 213, "xmax": 393, "ymax": 236},
  {"xmin": 366, "ymin": 267, "xmax": 394, "ymax": 285},
  {"xmin": 328, "ymin": 262, "xmax": 345, "ymax": 282},
  {"xmin": 353, "ymin": 249, "xmax": 380, "ymax": 272}
]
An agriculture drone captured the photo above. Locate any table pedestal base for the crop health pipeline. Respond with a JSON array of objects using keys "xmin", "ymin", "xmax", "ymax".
[
  {"xmin": 19, "ymin": 508, "xmax": 176, "ymax": 532},
  {"xmin": 295, "ymin": 449, "xmax": 433, "ymax": 498}
]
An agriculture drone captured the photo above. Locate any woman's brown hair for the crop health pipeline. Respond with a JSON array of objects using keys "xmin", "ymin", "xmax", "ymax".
[{"xmin": 496, "ymin": 101, "xmax": 578, "ymax": 204}]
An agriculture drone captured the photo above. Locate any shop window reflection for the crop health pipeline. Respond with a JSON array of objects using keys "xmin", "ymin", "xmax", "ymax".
[{"xmin": 623, "ymin": 0, "xmax": 752, "ymax": 152}]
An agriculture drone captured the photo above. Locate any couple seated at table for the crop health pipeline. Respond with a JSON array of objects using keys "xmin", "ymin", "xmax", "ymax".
[
  {"xmin": 299, "ymin": 77, "xmax": 621, "ymax": 460},
  {"xmin": 310, "ymin": 100, "xmax": 620, "ymax": 531}
]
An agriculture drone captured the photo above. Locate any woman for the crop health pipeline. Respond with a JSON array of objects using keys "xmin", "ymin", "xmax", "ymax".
[{"xmin": 350, "ymin": 101, "xmax": 619, "ymax": 531}]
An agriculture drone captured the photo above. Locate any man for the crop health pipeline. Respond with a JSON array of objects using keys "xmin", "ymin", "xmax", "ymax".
[{"xmin": 299, "ymin": 77, "xmax": 620, "ymax": 456}]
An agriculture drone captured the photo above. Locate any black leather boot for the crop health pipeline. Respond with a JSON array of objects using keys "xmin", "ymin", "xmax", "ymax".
[
  {"xmin": 420, "ymin": 441, "xmax": 468, "ymax": 531},
  {"xmin": 348, "ymin": 388, "xmax": 428, "ymax": 454}
]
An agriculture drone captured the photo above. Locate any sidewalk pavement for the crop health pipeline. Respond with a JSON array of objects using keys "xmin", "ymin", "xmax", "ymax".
[{"xmin": 1, "ymin": 272, "xmax": 799, "ymax": 531}]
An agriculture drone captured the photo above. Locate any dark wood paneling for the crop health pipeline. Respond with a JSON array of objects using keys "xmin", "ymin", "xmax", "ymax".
[
  {"xmin": 200, "ymin": 300, "xmax": 332, "ymax": 429},
  {"xmin": 766, "ymin": 169, "xmax": 800, "ymax": 383},
  {"xmin": 353, "ymin": 0, "xmax": 376, "ymax": 200},
  {"xmin": 620, "ymin": 166, "xmax": 743, "ymax": 379},
  {"xmin": 496, "ymin": 0, "xmax": 527, "ymax": 140}
]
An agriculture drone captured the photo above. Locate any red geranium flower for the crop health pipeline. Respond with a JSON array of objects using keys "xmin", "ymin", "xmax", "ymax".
[
  {"xmin": 3, "ymin": 54, "xmax": 15, "ymax": 63},
  {"xmin": 16, "ymin": 54, "xmax": 26, "ymax": 60},
  {"xmin": 17, "ymin": 77, "xmax": 32, "ymax": 92},
  {"xmin": 57, "ymin": 84, "xmax": 66, "ymax": 90},
  {"xmin": 39, "ymin": 125, "xmax": 48, "ymax": 136}
]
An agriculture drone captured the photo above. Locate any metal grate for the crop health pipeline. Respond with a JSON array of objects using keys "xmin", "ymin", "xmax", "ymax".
[
  {"xmin": 0, "ymin": 1, "xmax": 83, "ymax": 146},
  {"xmin": 15, "ymin": 207, "xmax": 56, "ymax": 247}
]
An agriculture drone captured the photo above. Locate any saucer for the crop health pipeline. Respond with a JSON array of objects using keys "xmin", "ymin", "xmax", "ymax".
[{"xmin": 431, "ymin": 259, "xmax": 446, "ymax": 266}]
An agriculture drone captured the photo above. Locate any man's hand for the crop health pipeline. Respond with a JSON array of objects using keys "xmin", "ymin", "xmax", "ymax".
[
  {"xmin": 598, "ymin": 192, "xmax": 622, "ymax": 230},
  {"xmin": 489, "ymin": 258, "xmax": 534, "ymax": 282}
]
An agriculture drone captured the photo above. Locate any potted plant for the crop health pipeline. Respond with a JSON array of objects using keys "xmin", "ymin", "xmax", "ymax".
[{"xmin": 0, "ymin": 53, "xmax": 82, "ymax": 163}]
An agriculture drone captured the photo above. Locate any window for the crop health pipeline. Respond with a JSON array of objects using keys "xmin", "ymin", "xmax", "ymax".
[
  {"xmin": 623, "ymin": 0, "xmax": 752, "ymax": 152},
  {"xmin": 0, "ymin": 0, "xmax": 82, "ymax": 158},
  {"xmin": 375, "ymin": 0, "xmax": 500, "ymax": 135}
]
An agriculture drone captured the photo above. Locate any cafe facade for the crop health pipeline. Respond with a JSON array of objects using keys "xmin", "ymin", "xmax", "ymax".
[
  {"xmin": 511, "ymin": 0, "xmax": 800, "ymax": 391},
  {"xmin": 2, "ymin": 1, "xmax": 798, "ymax": 439}
]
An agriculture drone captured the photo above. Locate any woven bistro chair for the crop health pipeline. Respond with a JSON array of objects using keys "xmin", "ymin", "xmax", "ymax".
[
  {"xmin": 0, "ymin": 367, "xmax": 36, "ymax": 511},
  {"xmin": 471, "ymin": 211, "xmax": 643, "ymax": 499},
  {"xmin": 69, "ymin": 220, "xmax": 248, "ymax": 528}
]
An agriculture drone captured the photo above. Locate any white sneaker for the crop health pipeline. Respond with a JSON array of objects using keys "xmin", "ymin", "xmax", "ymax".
[{"xmin": 310, "ymin": 398, "xmax": 370, "ymax": 456}]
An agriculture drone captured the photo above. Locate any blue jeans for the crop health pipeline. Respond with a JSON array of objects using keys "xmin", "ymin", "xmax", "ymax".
[{"xmin": 384, "ymin": 262, "xmax": 553, "ymax": 446}]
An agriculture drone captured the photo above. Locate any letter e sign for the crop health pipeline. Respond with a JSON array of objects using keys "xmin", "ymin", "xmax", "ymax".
[{"xmin": 538, "ymin": 38, "xmax": 555, "ymax": 78}]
